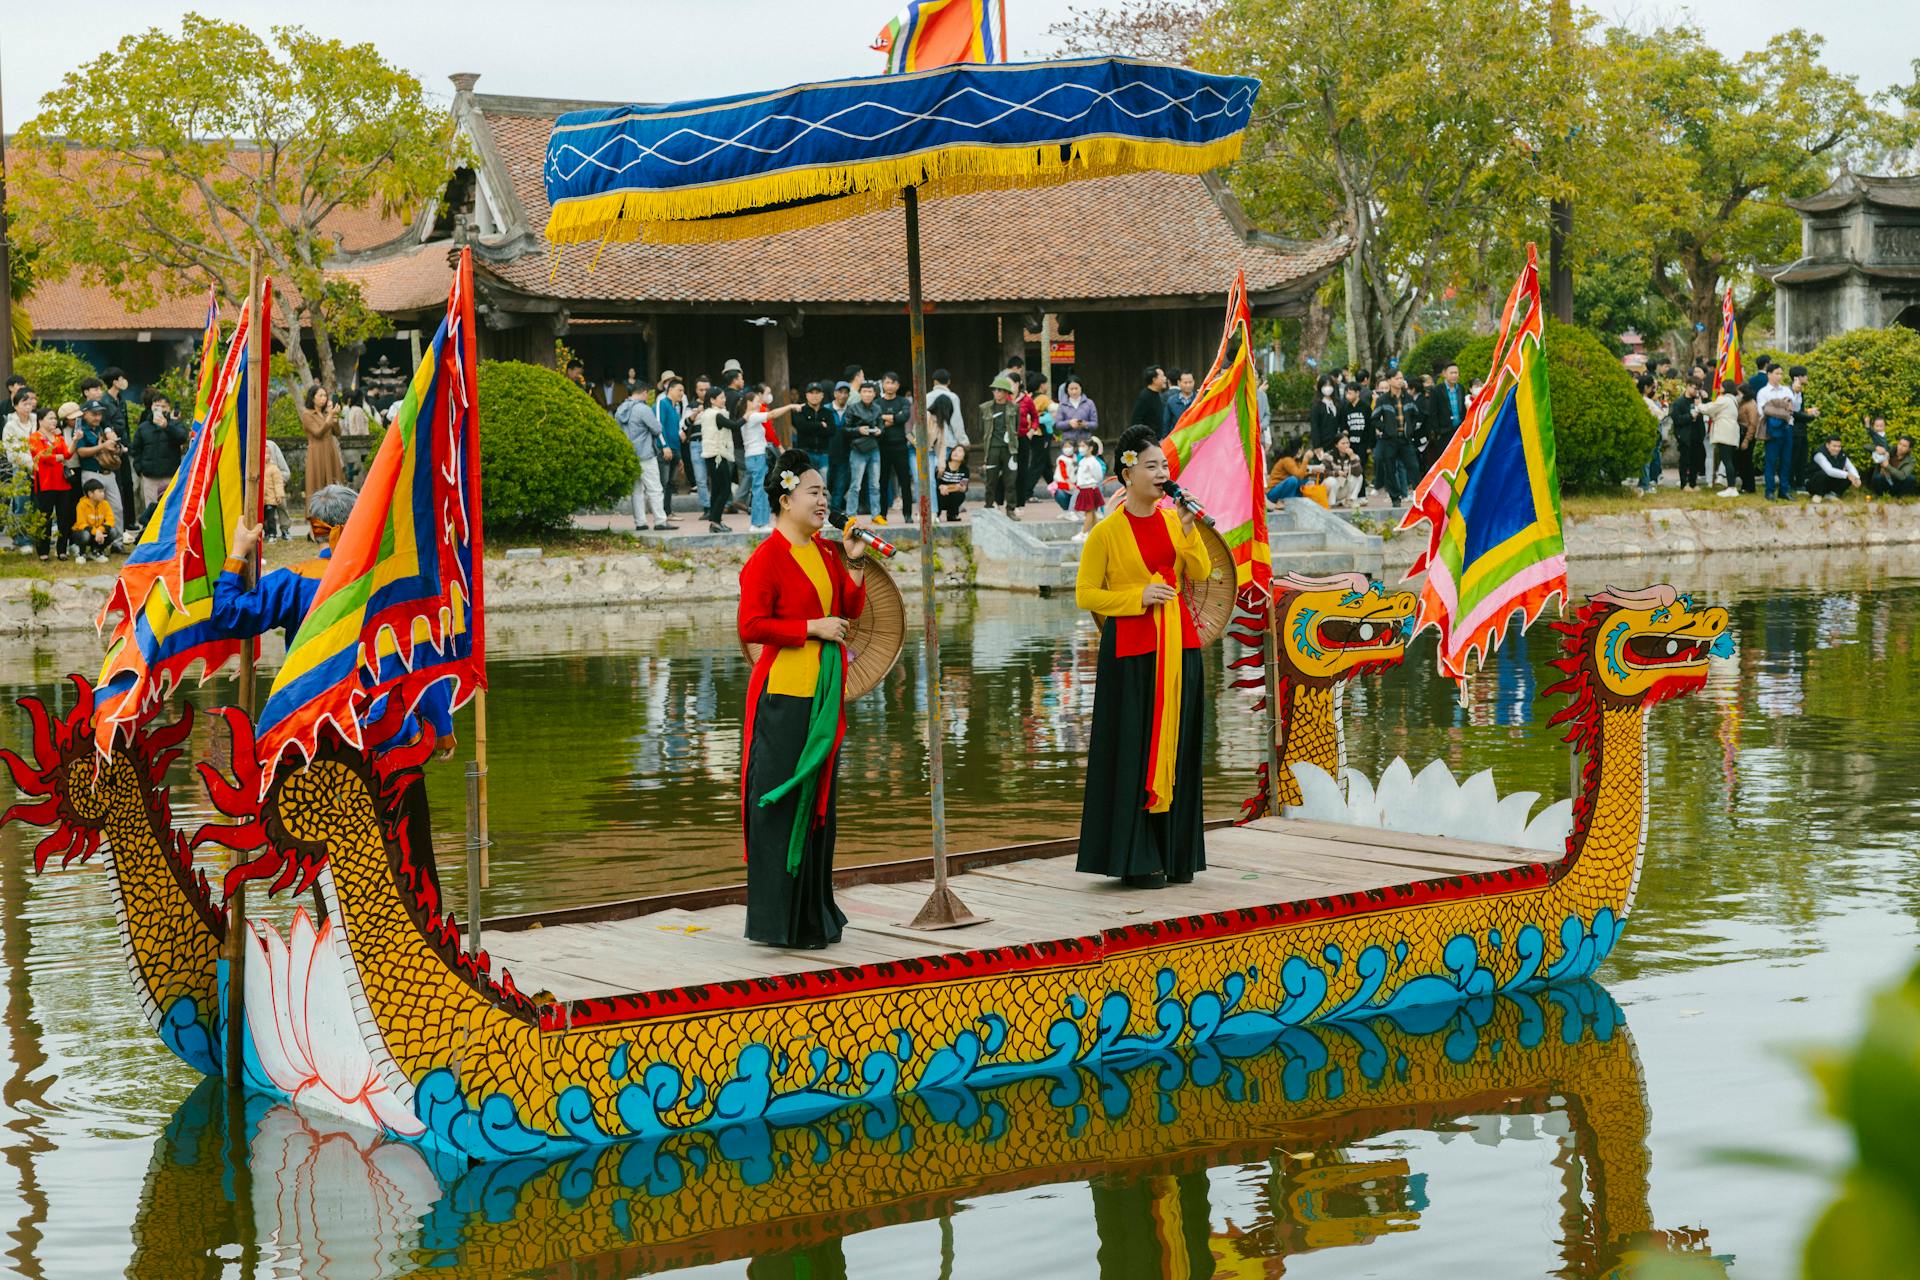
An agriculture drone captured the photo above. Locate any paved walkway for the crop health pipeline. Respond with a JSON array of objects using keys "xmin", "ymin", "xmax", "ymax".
[{"xmin": 576, "ymin": 482, "xmax": 1412, "ymax": 543}]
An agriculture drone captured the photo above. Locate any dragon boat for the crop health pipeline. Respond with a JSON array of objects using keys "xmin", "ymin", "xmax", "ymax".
[
  {"xmin": 0, "ymin": 579, "xmax": 1729, "ymax": 1162},
  {"xmin": 124, "ymin": 984, "xmax": 1719, "ymax": 1277}
]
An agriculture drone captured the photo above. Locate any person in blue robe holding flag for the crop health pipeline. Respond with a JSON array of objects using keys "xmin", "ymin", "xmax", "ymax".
[
  {"xmin": 211, "ymin": 482, "xmax": 459, "ymax": 896},
  {"xmin": 212, "ymin": 483, "xmax": 456, "ymax": 756}
]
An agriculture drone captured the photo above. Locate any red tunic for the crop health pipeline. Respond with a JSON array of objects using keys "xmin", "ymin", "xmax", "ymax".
[
  {"xmin": 736, "ymin": 532, "xmax": 869, "ymax": 859},
  {"xmin": 1112, "ymin": 507, "xmax": 1201, "ymax": 657}
]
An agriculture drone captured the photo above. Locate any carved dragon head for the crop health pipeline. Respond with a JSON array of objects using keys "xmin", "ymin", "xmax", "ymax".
[
  {"xmin": 1548, "ymin": 586, "xmax": 1732, "ymax": 749},
  {"xmin": 1273, "ymin": 572, "xmax": 1418, "ymax": 685}
]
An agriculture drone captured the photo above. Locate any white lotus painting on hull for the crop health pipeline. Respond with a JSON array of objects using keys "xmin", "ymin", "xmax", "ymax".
[{"xmin": 1284, "ymin": 758, "xmax": 1573, "ymax": 853}]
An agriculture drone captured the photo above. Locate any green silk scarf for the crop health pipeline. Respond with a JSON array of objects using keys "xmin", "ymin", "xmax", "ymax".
[{"xmin": 755, "ymin": 641, "xmax": 843, "ymax": 875}]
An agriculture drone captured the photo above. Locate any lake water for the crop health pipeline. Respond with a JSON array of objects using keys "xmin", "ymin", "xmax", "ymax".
[{"xmin": 0, "ymin": 552, "xmax": 1911, "ymax": 1278}]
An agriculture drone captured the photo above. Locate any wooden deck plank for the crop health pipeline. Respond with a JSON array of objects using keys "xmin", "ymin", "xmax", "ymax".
[
  {"xmin": 1250, "ymin": 816, "xmax": 1563, "ymax": 865},
  {"xmin": 1201, "ymin": 827, "xmax": 1406, "ymax": 880},
  {"xmin": 488, "ymin": 817, "xmax": 1561, "ymax": 1003},
  {"xmin": 851, "ymin": 887, "xmax": 1096, "ymax": 945},
  {"xmin": 1207, "ymin": 829, "xmax": 1478, "ymax": 880},
  {"xmin": 833, "ymin": 885, "xmax": 1047, "ymax": 951},
  {"xmin": 1211, "ymin": 821, "xmax": 1547, "ymax": 878}
]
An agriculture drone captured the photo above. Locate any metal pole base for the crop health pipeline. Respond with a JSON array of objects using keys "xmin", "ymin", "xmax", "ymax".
[{"xmin": 906, "ymin": 885, "xmax": 987, "ymax": 931}]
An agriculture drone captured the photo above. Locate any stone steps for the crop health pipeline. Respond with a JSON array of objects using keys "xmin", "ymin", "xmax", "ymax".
[{"xmin": 972, "ymin": 500, "xmax": 1385, "ymax": 592}]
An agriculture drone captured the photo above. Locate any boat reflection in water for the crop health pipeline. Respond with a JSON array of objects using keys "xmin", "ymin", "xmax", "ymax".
[{"xmin": 126, "ymin": 982, "xmax": 1726, "ymax": 1279}]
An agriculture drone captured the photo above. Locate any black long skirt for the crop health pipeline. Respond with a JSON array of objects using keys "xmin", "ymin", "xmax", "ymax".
[
  {"xmin": 744, "ymin": 691, "xmax": 847, "ymax": 947},
  {"xmin": 1076, "ymin": 622, "xmax": 1207, "ymax": 881}
]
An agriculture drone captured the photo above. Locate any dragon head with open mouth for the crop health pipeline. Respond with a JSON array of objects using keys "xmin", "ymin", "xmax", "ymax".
[
  {"xmin": 1548, "ymin": 585, "xmax": 1733, "ymax": 754},
  {"xmin": 1273, "ymin": 572, "xmax": 1419, "ymax": 685}
]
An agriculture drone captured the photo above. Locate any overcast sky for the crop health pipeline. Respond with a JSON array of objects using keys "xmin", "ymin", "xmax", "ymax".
[{"xmin": 2, "ymin": 0, "xmax": 1911, "ymax": 127}]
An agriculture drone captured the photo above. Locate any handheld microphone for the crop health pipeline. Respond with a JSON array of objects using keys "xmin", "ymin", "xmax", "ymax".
[
  {"xmin": 1161, "ymin": 482, "xmax": 1217, "ymax": 529},
  {"xmin": 829, "ymin": 511, "xmax": 898, "ymax": 559}
]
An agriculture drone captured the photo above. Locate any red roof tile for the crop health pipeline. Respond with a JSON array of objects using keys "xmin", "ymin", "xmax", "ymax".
[
  {"xmin": 17, "ymin": 141, "xmax": 425, "ymax": 335},
  {"xmin": 475, "ymin": 105, "xmax": 1345, "ymax": 308}
]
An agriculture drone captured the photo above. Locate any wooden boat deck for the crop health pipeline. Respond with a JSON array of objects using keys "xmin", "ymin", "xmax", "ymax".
[{"xmin": 481, "ymin": 818, "xmax": 1566, "ymax": 1001}]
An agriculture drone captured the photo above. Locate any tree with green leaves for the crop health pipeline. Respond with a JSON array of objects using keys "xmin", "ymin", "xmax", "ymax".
[
  {"xmin": 11, "ymin": 14, "xmax": 454, "ymax": 392},
  {"xmin": 1055, "ymin": 0, "xmax": 1602, "ymax": 367},
  {"xmin": 1597, "ymin": 28, "xmax": 1906, "ymax": 359}
]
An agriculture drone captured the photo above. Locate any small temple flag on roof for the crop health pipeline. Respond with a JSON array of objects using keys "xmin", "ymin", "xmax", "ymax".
[
  {"xmin": 94, "ymin": 288, "xmax": 264, "ymax": 754},
  {"xmin": 873, "ymin": 0, "xmax": 1001, "ymax": 73},
  {"xmin": 253, "ymin": 249, "xmax": 485, "ymax": 785},
  {"xmin": 1714, "ymin": 284, "xmax": 1743, "ymax": 392},
  {"xmin": 1399, "ymin": 245, "xmax": 1566, "ymax": 680},
  {"xmin": 1160, "ymin": 271, "xmax": 1271, "ymax": 602}
]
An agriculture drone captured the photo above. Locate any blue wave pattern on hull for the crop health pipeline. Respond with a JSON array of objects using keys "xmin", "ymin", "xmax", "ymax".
[
  {"xmin": 411, "ymin": 911, "xmax": 1622, "ymax": 1161},
  {"xmin": 412, "ymin": 980, "xmax": 1623, "ymax": 1223}
]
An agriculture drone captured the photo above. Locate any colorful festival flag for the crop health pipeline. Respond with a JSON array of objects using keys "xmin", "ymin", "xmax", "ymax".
[
  {"xmin": 872, "ymin": 0, "xmax": 999, "ymax": 74},
  {"xmin": 1398, "ymin": 244, "xmax": 1566, "ymax": 680},
  {"xmin": 93, "ymin": 289, "xmax": 264, "ymax": 753},
  {"xmin": 252, "ymin": 249, "xmax": 485, "ymax": 783},
  {"xmin": 1714, "ymin": 285, "xmax": 1743, "ymax": 392},
  {"xmin": 1160, "ymin": 271, "xmax": 1271, "ymax": 602}
]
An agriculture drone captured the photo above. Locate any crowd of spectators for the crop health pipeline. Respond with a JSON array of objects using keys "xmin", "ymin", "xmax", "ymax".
[
  {"xmin": 1648, "ymin": 353, "xmax": 1912, "ymax": 502},
  {"xmin": 591, "ymin": 352, "xmax": 1278, "ymax": 535}
]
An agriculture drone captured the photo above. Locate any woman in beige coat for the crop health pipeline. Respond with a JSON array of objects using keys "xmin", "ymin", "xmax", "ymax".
[
  {"xmin": 300, "ymin": 385, "xmax": 344, "ymax": 503},
  {"xmin": 1701, "ymin": 382, "xmax": 1742, "ymax": 497}
]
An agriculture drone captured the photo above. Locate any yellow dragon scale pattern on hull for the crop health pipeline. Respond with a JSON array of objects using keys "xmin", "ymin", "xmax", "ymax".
[
  {"xmin": 1275, "ymin": 683, "xmax": 1339, "ymax": 810},
  {"xmin": 418, "ymin": 991, "xmax": 1658, "ymax": 1277},
  {"xmin": 79, "ymin": 754, "xmax": 224, "ymax": 1054}
]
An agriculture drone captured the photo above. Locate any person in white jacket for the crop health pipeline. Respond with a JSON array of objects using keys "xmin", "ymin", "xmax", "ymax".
[
  {"xmin": 4, "ymin": 389, "xmax": 37, "ymax": 550},
  {"xmin": 1806, "ymin": 433, "xmax": 1861, "ymax": 502},
  {"xmin": 1070, "ymin": 438, "xmax": 1106, "ymax": 541}
]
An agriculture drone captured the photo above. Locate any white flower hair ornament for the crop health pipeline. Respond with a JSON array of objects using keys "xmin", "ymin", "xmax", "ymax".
[
  {"xmin": 1120, "ymin": 449, "xmax": 1140, "ymax": 468},
  {"xmin": 779, "ymin": 469, "xmax": 800, "ymax": 492}
]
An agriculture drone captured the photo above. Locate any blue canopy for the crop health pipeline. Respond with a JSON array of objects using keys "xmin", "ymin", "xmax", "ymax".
[{"xmin": 543, "ymin": 56, "xmax": 1259, "ymax": 245}]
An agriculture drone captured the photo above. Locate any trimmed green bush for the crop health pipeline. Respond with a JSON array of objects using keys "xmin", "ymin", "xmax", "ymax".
[
  {"xmin": 477, "ymin": 359, "xmax": 639, "ymax": 533},
  {"xmin": 1803, "ymin": 328, "xmax": 1920, "ymax": 468},
  {"xmin": 14, "ymin": 346, "xmax": 97, "ymax": 410},
  {"xmin": 1403, "ymin": 326, "xmax": 1475, "ymax": 381},
  {"xmin": 1265, "ymin": 368, "xmax": 1317, "ymax": 415},
  {"xmin": 266, "ymin": 392, "xmax": 303, "ymax": 439},
  {"xmin": 1456, "ymin": 319, "xmax": 1654, "ymax": 493},
  {"xmin": 1747, "ymin": 346, "xmax": 1808, "ymax": 376}
]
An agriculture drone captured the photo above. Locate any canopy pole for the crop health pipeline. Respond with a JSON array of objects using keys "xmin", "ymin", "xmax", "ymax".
[
  {"xmin": 902, "ymin": 186, "xmax": 979, "ymax": 932},
  {"xmin": 225, "ymin": 254, "xmax": 263, "ymax": 1094}
]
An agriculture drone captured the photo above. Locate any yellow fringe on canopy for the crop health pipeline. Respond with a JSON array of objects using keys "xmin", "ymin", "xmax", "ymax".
[{"xmin": 542, "ymin": 135, "xmax": 1245, "ymax": 249}]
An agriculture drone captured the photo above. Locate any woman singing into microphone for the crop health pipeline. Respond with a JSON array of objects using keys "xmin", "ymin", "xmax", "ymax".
[
  {"xmin": 1075, "ymin": 424, "xmax": 1212, "ymax": 887},
  {"xmin": 738, "ymin": 448, "xmax": 869, "ymax": 947}
]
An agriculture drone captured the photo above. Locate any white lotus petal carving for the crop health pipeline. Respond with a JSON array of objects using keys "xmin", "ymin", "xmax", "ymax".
[
  {"xmin": 245, "ymin": 908, "xmax": 426, "ymax": 1137},
  {"xmin": 1284, "ymin": 757, "xmax": 1572, "ymax": 853},
  {"xmin": 1340, "ymin": 768, "xmax": 1378, "ymax": 824},
  {"xmin": 1523, "ymin": 799, "xmax": 1574, "ymax": 852},
  {"xmin": 1288, "ymin": 762, "xmax": 1350, "ymax": 823}
]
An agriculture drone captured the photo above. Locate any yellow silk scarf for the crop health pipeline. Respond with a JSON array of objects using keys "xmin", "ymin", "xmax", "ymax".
[{"xmin": 1103, "ymin": 508, "xmax": 1184, "ymax": 813}]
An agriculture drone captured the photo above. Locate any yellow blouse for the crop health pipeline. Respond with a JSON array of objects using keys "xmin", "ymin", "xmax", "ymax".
[
  {"xmin": 766, "ymin": 542, "xmax": 834, "ymax": 697},
  {"xmin": 1073, "ymin": 502, "xmax": 1211, "ymax": 814},
  {"xmin": 1074, "ymin": 504, "xmax": 1212, "ymax": 621}
]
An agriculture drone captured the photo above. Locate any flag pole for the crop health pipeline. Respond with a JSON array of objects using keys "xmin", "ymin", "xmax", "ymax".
[
  {"xmin": 1264, "ymin": 594, "xmax": 1283, "ymax": 817},
  {"xmin": 476, "ymin": 690, "xmax": 489, "ymax": 889},
  {"xmin": 225, "ymin": 254, "xmax": 263, "ymax": 1093},
  {"xmin": 902, "ymin": 185, "xmax": 978, "ymax": 931}
]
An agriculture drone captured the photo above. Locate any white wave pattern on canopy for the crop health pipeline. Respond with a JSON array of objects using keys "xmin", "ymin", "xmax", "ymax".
[{"xmin": 1285, "ymin": 759, "xmax": 1573, "ymax": 853}]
